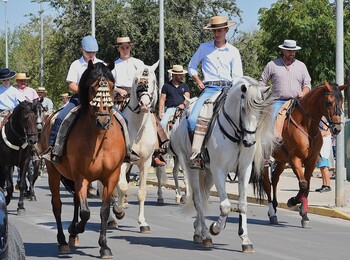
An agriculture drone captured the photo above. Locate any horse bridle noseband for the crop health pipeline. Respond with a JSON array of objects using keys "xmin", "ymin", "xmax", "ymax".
[{"xmin": 128, "ymin": 69, "xmax": 156, "ymax": 114}]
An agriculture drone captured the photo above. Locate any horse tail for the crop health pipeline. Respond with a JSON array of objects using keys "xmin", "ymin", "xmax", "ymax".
[
  {"xmin": 181, "ymin": 170, "xmax": 212, "ymax": 215},
  {"xmin": 60, "ymin": 175, "xmax": 75, "ymax": 194}
]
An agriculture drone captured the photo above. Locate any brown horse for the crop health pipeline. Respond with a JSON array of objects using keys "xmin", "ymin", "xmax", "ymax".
[
  {"xmin": 262, "ymin": 81, "xmax": 345, "ymax": 228},
  {"xmin": 40, "ymin": 61, "xmax": 125, "ymax": 258}
]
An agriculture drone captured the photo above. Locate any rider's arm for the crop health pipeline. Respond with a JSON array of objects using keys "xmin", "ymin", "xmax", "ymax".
[
  {"xmin": 68, "ymin": 82, "xmax": 79, "ymax": 93},
  {"xmin": 159, "ymin": 93, "xmax": 166, "ymax": 119}
]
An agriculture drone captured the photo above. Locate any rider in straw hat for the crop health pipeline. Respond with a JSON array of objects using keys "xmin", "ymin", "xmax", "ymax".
[
  {"xmin": 187, "ymin": 15, "xmax": 243, "ymax": 169},
  {"xmin": 37, "ymin": 87, "xmax": 54, "ymax": 114},
  {"xmin": 15, "ymin": 73, "xmax": 39, "ymax": 101},
  {"xmin": 259, "ymin": 39, "xmax": 311, "ymax": 142}
]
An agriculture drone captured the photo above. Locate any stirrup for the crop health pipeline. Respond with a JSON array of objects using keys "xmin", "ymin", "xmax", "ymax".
[
  {"xmin": 124, "ymin": 150, "xmax": 140, "ymax": 163},
  {"xmin": 190, "ymin": 156, "xmax": 204, "ymax": 170}
]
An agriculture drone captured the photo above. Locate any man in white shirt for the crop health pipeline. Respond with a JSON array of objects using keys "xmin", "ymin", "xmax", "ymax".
[{"xmin": 187, "ymin": 16, "xmax": 243, "ymax": 169}]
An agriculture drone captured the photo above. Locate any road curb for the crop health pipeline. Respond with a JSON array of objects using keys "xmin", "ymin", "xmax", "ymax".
[{"xmin": 147, "ymin": 180, "xmax": 350, "ymax": 221}]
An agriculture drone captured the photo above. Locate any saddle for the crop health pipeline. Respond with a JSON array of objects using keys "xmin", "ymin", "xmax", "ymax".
[{"xmin": 51, "ymin": 106, "xmax": 126, "ymax": 158}]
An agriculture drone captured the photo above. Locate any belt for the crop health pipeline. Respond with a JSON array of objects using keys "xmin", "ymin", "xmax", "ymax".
[{"xmin": 204, "ymin": 81, "xmax": 232, "ymax": 87}]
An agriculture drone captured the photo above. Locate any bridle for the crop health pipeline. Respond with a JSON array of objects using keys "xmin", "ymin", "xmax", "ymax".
[
  {"xmin": 128, "ymin": 68, "xmax": 156, "ymax": 114},
  {"xmin": 217, "ymin": 90, "xmax": 258, "ymax": 147}
]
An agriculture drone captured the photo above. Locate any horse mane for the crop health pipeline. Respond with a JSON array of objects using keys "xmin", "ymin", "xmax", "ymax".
[{"xmin": 79, "ymin": 61, "xmax": 115, "ymax": 113}]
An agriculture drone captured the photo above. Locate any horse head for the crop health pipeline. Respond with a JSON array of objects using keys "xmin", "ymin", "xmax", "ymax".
[
  {"xmin": 32, "ymin": 98, "xmax": 45, "ymax": 133},
  {"xmin": 79, "ymin": 60, "xmax": 115, "ymax": 130},
  {"xmin": 16, "ymin": 100, "xmax": 39, "ymax": 145},
  {"xmin": 130, "ymin": 61, "xmax": 159, "ymax": 113},
  {"xmin": 323, "ymin": 80, "xmax": 346, "ymax": 135}
]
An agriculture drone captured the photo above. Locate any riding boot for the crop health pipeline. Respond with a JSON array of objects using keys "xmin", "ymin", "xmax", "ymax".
[
  {"xmin": 155, "ymin": 115, "xmax": 169, "ymax": 145},
  {"xmin": 112, "ymin": 109, "xmax": 140, "ymax": 162},
  {"xmin": 152, "ymin": 150, "xmax": 166, "ymax": 167}
]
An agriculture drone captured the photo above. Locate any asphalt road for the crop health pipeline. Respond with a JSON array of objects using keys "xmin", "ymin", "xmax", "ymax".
[{"xmin": 7, "ymin": 174, "xmax": 350, "ymax": 260}]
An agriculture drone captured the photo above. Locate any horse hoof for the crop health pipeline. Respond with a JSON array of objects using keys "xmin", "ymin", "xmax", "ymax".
[
  {"xmin": 157, "ymin": 198, "xmax": 164, "ymax": 204},
  {"xmin": 108, "ymin": 220, "xmax": 118, "ymax": 229},
  {"xmin": 140, "ymin": 225, "xmax": 151, "ymax": 234},
  {"xmin": 269, "ymin": 215, "xmax": 278, "ymax": 225},
  {"xmin": 17, "ymin": 208, "xmax": 26, "ymax": 216},
  {"xmin": 29, "ymin": 196, "xmax": 37, "ymax": 201},
  {"xmin": 202, "ymin": 238, "xmax": 213, "ymax": 248},
  {"xmin": 69, "ymin": 235, "xmax": 79, "ymax": 247},
  {"xmin": 58, "ymin": 244, "xmax": 70, "ymax": 254},
  {"xmin": 301, "ymin": 219, "xmax": 311, "ymax": 229},
  {"xmin": 209, "ymin": 222, "xmax": 220, "ymax": 236},
  {"xmin": 180, "ymin": 196, "xmax": 187, "ymax": 204},
  {"xmin": 115, "ymin": 210, "xmax": 125, "ymax": 220},
  {"xmin": 242, "ymin": 244, "xmax": 254, "ymax": 253},
  {"xmin": 193, "ymin": 234, "xmax": 202, "ymax": 243},
  {"xmin": 100, "ymin": 247, "xmax": 113, "ymax": 259}
]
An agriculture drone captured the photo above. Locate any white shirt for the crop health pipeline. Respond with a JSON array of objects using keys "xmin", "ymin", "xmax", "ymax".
[
  {"xmin": 66, "ymin": 56, "xmax": 104, "ymax": 84},
  {"xmin": 188, "ymin": 40, "xmax": 243, "ymax": 84},
  {"xmin": 112, "ymin": 57, "xmax": 145, "ymax": 88},
  {"xmin": 0, "ymin": 85, "xmax": 26, "ymax": 111}
]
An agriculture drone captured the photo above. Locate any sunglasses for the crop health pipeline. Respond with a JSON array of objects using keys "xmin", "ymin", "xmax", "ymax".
[{"xmin": 1, "ymin": 79, "xmax": 10, "ymax": 81}]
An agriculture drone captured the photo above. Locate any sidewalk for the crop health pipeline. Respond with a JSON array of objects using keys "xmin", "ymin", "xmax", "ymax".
[{"xmin": 147, "ymin": 167, "xmax": 350, "ymax": 221}]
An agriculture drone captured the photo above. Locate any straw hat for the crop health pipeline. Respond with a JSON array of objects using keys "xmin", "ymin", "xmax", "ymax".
[
  {"xmin": 278, "ymin": 39, "xmax": 301, "ymax": 51},
  {"xmin": 167, "ymin": 65, "xmax": 188, "ymax": 75},
  {"xmin": 203, "ymin": 16, "xmax": 236, "ymax": 30},
  {"xmin": 116, "ymin": 37, "xmax": 132, "ymax": 45},
  {"xmin": 37, "ymin": 87, "xmax": 47, "ymax": 93},
  {"xmin": 15, "ymin": 73, "xmax": 31, "ymax": 80},
  {"xmin": 60, "ymin": 93, "xmax": 70, "ymax": 98},
  {"xmin": 0, "ymin": 68, "xmax": 16, "ymax": 80}
]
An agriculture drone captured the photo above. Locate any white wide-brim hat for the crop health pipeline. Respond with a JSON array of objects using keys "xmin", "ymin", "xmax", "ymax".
[{"xmin": 278, "ymin": 39, "xmax": 301, "ymax": 50}]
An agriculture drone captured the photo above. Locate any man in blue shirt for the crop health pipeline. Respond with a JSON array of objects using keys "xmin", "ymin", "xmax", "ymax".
[
  {"xmin": 187, "ymin": 16, "xmax": 243, "ymax": 169},
  {"xmin": 0, "ymin": 68, "xmax": 25, "ymax": 113},
  {"xmin": 158, "ymin": 65, "xmax": 190, "ymax": 129}
]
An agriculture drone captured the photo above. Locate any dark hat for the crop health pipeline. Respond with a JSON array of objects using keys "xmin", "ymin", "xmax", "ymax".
[{"xmin": 0, "ymin": 68, "xmax": 16, "ymax": 80}]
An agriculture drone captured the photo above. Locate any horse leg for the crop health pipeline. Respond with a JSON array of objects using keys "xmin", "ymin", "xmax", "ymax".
[
  {"xmin": 17, "ymin": 156, "xmax": 31, "ymax": 215},
  {"xmin": 155, "ymin": 166, "xmax": 165, "ymax": 204},
  {"xmin": 237, "ymin": 161, "xmax": 254, "ymax": 253},
  {"xmin": 262, "ymin": 165, "xmax": 276, "ymax": 224},
  {"xmin": 3, "ymin": 166, "xmax": 14, "ymax": 205},
  {"xmin": 67, "ymin": 194, "xmax": 80, "ymax": 247},
  {"xmin": 137, "ymin": 164, "xmax": 151, "ymax": 233},
  {"xmin": 269, "ymin": 162, "xmax": 285, "ymax": 224},
  {"xmin": 98, "ymin": 183, "xmax": 115, "ymax": 258},
  {"xmin": 48, "ymin": 168, "xmax": 70, "ymax": 254},
  {"xmin": 98, "ymin": 181, "xmax": 117, "ymax": 228},
  {"xmin": 114, "ymin": 163, "xmax": 128, "ymax": 220}
]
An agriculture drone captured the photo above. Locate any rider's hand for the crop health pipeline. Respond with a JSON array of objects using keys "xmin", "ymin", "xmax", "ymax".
[{"xmin": 118, "ymin": 89, "xmax": 127, "ymax": 98}]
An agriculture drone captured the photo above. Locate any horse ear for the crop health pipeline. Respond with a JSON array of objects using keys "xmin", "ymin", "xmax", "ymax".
[
  {"xmin": 150, "ymin": 60, "xmax": 160, "ymax": 71},
  {"xmin": 107, "ymin": 61, "xmax": 115, "ymax": 71},
  {"xmin": 324, "ymin": 80, "xmax": 332, "ymax": 91},
  {"xmin": 88, "ymin": 60, "xmax": 94, "ymax": 70},
  {"xmin": 338, "ymin": 83, "xmax": 347, "ymax": 91}
]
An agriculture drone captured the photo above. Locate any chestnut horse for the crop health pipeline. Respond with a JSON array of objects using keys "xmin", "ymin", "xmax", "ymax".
[
  {"xmin": 263, "ymin": 81, "xmax": 345, "ymax": 228},
  {"xmin": 40, "ymin": 61, "xmax": 125, "ymax": 258}
]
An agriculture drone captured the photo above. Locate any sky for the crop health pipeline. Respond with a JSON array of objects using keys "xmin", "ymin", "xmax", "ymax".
[{"xmin": 0, "ymin": 0, "xmax": 277, "ymax": 33}]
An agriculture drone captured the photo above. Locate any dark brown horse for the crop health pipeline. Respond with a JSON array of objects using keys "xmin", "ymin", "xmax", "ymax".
[
  {"xmin": 40, "ymin": 61, "xmax": 125, "ymax": 258},
  {"xmin": 0, "ymin": 100, "xmax": 39, "ymax": 213},
  {"xmin": 262, "ymin": 81, "xmax": 345, "ymax": 228}
]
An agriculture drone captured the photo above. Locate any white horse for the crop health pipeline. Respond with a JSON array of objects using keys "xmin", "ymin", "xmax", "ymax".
[
  {"xmin": 155, "ymin": 97, "xmax": 197, "ymax": 204},
  {"xmin": 171, "ymin": 76, "xmax": 275, "ymax": 252},
  {"xmin": 111, "ymin": 61, "xmax": 159, "ymax": 233}
]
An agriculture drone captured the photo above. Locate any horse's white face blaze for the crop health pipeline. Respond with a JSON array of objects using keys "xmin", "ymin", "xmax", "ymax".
[{"xmin": 133, "ymin": 68, "xmax": 158, "ymax": 113}]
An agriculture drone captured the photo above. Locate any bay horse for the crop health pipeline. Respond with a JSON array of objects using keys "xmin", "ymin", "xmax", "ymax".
[
  {"xmin": 0, "ymin": 100, "xmax": 39, "ymax": 214},
  {"xmin": 40, "ymin": 61, "xmax": 125, "ymax": 258},
  {"xmin": 171, "ymin": 76, "xmax": 275, "ymax": 252},
  {"xmin": 111, "ymin": 62, "xmax": 159, "ymax": 233},
  {"xmin": 262, "ymin": 81, "xmax": 345, "ymax": 228}
]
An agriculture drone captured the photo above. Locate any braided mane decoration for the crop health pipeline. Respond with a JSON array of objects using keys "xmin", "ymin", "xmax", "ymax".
[{"xmin": 89, "ymin": 77, "xmax": 114, "ymax": 107}]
